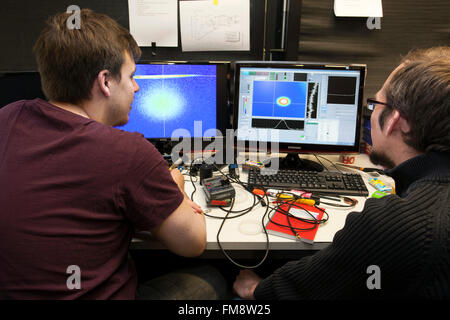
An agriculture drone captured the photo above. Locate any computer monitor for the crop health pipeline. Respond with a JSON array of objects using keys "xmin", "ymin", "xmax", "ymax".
[
  {"xmin": 233, "ymin": 61, "xmax": 366, "ymax": 171},
  {"xmin": 116, "ymin": 61, "xmax": 230, "ymax": 155}
]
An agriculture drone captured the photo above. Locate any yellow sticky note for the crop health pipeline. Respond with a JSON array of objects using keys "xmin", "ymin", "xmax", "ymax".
[{"xmin": 213, "ymin": 0, "xmax": 219, "ymax": 5}]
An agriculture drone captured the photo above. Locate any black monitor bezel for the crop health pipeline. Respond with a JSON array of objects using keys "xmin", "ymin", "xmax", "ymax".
[
  {"xmin": 232, "ymin": 61, "xmax": 366, "ymax": 154},
  {"xmin": 130, "ymin": 60, "xmax": 231, "ymax": 149}
]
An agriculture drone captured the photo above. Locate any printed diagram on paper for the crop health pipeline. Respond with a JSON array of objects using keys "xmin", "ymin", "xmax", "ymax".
[
  {"xmin": 192, "ymin": 13, "xmax": 241, "ymax": 42},
  {"xmin": 180, "ymin": 0, "xmax": 250, "ymax": 52}
]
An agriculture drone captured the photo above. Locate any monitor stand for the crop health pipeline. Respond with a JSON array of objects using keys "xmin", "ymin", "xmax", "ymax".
[{"xmin": 266, "ymin": 153, "xmax": 324, "ymax": 172}]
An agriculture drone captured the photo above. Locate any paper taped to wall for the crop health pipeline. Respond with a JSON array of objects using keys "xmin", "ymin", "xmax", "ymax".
[
  {"xmin": 180, "ymin": 0, "xmax": 250, "ymax": 52},
  {"xmin": 128, "ymin": 0, "xmax": 178, "ymax": 47},
  {"xmin": 334, "ymin": 0, "xmax": 383, "ymax": 17}
]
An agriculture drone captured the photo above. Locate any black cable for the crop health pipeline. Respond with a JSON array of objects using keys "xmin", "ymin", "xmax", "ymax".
[
  {"xmin": 273, "ymin": 203, "xmax": 328, "ymax": 228},
  {"xmin": 315, "ymin": 154, "xmax": 343, "ymax": 173},
  {"xmin": 314, "ymin": 154, "xmax": 329, "ymax": 172},
  {"xmin": 196, "ymin": 163, "xmax": 271, "ymax": 268},
  {"xmin": 319, "ymin": 200, "xmax": 356, "ymax": 208},
  {"xmin": 188, "ymin": 156, "xmax": 205, "ymax": 201},
  {"xmin": 216, "ymin": 191, "xmax": 271, "ymax": 269},
  {"xmin": 186, "ymin": 161, "xmax": 335, "ymax": 268},
  {"xmin": 265, "ymin": 192, "xmax": 329, "ymax": 236}
]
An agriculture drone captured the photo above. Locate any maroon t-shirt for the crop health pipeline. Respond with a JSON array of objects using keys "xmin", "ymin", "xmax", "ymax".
[{"xmin": 0, "ymin": 99, "xmax": 184, "ymax": 299}]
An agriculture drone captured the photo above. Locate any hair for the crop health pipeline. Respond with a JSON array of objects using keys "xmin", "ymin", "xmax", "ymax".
[
  {"xmin": 33, "ymin": 9, "xmax": 141, "ymax": 104},
  {"xmin": 381, "ymin": 47, "xmax": 450, "ymax": 153}
]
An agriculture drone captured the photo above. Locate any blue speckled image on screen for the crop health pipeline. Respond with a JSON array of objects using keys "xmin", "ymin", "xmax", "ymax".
[
  {"xmin": 252, "ymin": 81, "xmax": 307, "ymax": 118},
  {"xmin": 116, "ymin": 64, "xmax": 217, "ymax": 138}
]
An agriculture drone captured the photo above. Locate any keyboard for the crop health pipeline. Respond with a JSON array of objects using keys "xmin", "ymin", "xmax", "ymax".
[{"xmin": 247, "ymin": 168, "xmax": 369, "ymax": 196}]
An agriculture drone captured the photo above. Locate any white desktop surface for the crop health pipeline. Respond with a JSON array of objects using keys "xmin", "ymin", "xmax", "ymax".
[{"xmin": 132, "ymin": 153, "xmax": 393, "ymax": 251}]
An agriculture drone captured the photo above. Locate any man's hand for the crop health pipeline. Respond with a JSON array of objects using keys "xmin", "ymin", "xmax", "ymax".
[
  {"xmin": 170, "ymin": 169, "xmax": 203, "ymax": 214},
  {"xmin": 233, "ymin": 269, "xmax": 262, "ymax": 300},
  {"xmin": 184, "ymin": 197, "xmax": 203, "ymax": 214}
]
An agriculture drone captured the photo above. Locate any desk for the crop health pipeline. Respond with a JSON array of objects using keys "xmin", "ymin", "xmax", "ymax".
[{"xmin": 132, "ymin": 153, "xmax": 393, "ymax": 254}]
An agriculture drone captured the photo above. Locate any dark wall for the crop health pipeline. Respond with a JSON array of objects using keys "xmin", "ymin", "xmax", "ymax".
[
  {"xmin": 297, "ymin": 0, "xmax": 449, "ymax": 100},
  {"xmin": 0, "ymin": 0, "xmax": 265, "ymax": 72},
  {"xmin": 1, "ymin": 1, "xmax": 128, "ymax": 71},
  {"xmin": 1, "ymin": 0, "xmax": 448, "ymax": 97}
]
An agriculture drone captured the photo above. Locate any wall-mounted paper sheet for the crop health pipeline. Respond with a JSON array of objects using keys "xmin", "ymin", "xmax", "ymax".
[
  {"xmin": 128, "ymin": 0, "xmax": 178, "ymax": 47},
  {"xmin": 334, "ymin": 0, "xmax": 383, "ymax": 17},
  {"xmin": 180, "ymin": 0, "xmax": 250, "ymax": 52}
]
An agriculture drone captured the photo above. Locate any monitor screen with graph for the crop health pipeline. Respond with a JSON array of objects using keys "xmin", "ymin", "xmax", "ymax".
[{"xmin": 233, "ymin": 61, "xmax": 366, "ymax": 170}]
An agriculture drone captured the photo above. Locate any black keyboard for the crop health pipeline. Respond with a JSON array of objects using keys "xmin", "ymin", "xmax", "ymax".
[{"xmin": 247, "ymin": 168, "xmax": 369, "ymax": 196}]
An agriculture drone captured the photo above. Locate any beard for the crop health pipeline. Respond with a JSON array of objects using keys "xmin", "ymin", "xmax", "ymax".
[
  {"xmin": 369, "ymin": 149, "xmax": 396, "ymax": 169},
  {"xmin": 106, "ymin": 102, "xmax": 130, "ymax": 127},
  {"xmin": 112, "ymin": 115, "xmax": 129, "ymax": 127}
]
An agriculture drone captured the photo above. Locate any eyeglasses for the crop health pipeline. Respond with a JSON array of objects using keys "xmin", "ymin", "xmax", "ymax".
[{"xmin": 366, "ymin": 98, "xmax": 391, "ymax": 111}]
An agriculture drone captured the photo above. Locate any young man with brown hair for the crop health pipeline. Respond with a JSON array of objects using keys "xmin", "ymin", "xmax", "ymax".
[
  {"xmin": 0, "ymin": 9, "xmax": 216, "ymax": 299},
  {"xmin": 234, "ymin": 47, "xmax": 450, "ymax": 300}
]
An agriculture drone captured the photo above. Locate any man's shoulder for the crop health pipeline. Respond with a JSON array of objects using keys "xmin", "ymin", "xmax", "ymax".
[
  {"xmin": 408, "ymin": 173, "xmax": 450, "ymax": 194},
  {"xmin": 1, "ymin": 98, "xmax": 164, "ymax": 169},
  {"xmin": 364, "ymin": 180, "xmax": 447, "ymax": 214},
  {"xmin": 0, "ymin": 99, "xmax": 27, "ymax": 115},
  {"xmin": 2, "ymin": 98, "xmax": 50, "ymax": 110},
  {"xmin": 88, "ymin": 123, "xmax": 161, "ymax": 162},
  {"xmin": 105, "ymin": 122, "xmax": 154, "ymax": 143},
  {"xmin": 360, "ymin": 177, "xmax": 449, "ymax": 235},
  {"xmin": 98, "ymin": 124, "xmax": 145, "ymax": 144}
]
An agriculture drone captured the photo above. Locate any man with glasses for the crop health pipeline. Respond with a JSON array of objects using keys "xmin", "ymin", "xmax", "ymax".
[{"xmin": 233, "ymin": 47, "xmax": 450, "ymax": 299}]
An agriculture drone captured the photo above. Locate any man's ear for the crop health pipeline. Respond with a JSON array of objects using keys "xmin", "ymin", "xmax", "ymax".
[
  {"xmin": 96, "ymin": 70, "xmax": 112, "ymax": 97},
  {"xmin": 385, "ymin": 109, "xmax": 405, "ymax": 136}
]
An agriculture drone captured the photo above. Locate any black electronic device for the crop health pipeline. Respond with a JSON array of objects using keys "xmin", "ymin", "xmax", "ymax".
[
  {"xmin": 202, "ymin": 176, "xmax": 235, "ymax": 207},
  {"xmin": 233, "ymin": 61, "xmax": 366, "ymax": 171},
  {"xmin": 247, "ymin": 168, "xmax": 369, "ymax": 196},
  {"xmin": 199, "ymin": 164, "xmax": 214, "ymax": 184}
]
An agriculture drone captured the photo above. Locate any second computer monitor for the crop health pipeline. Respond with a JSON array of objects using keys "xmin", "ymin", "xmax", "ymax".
[{"xmin": 234, "ymin": 61, "xmax": 366, "ymax": 170}]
